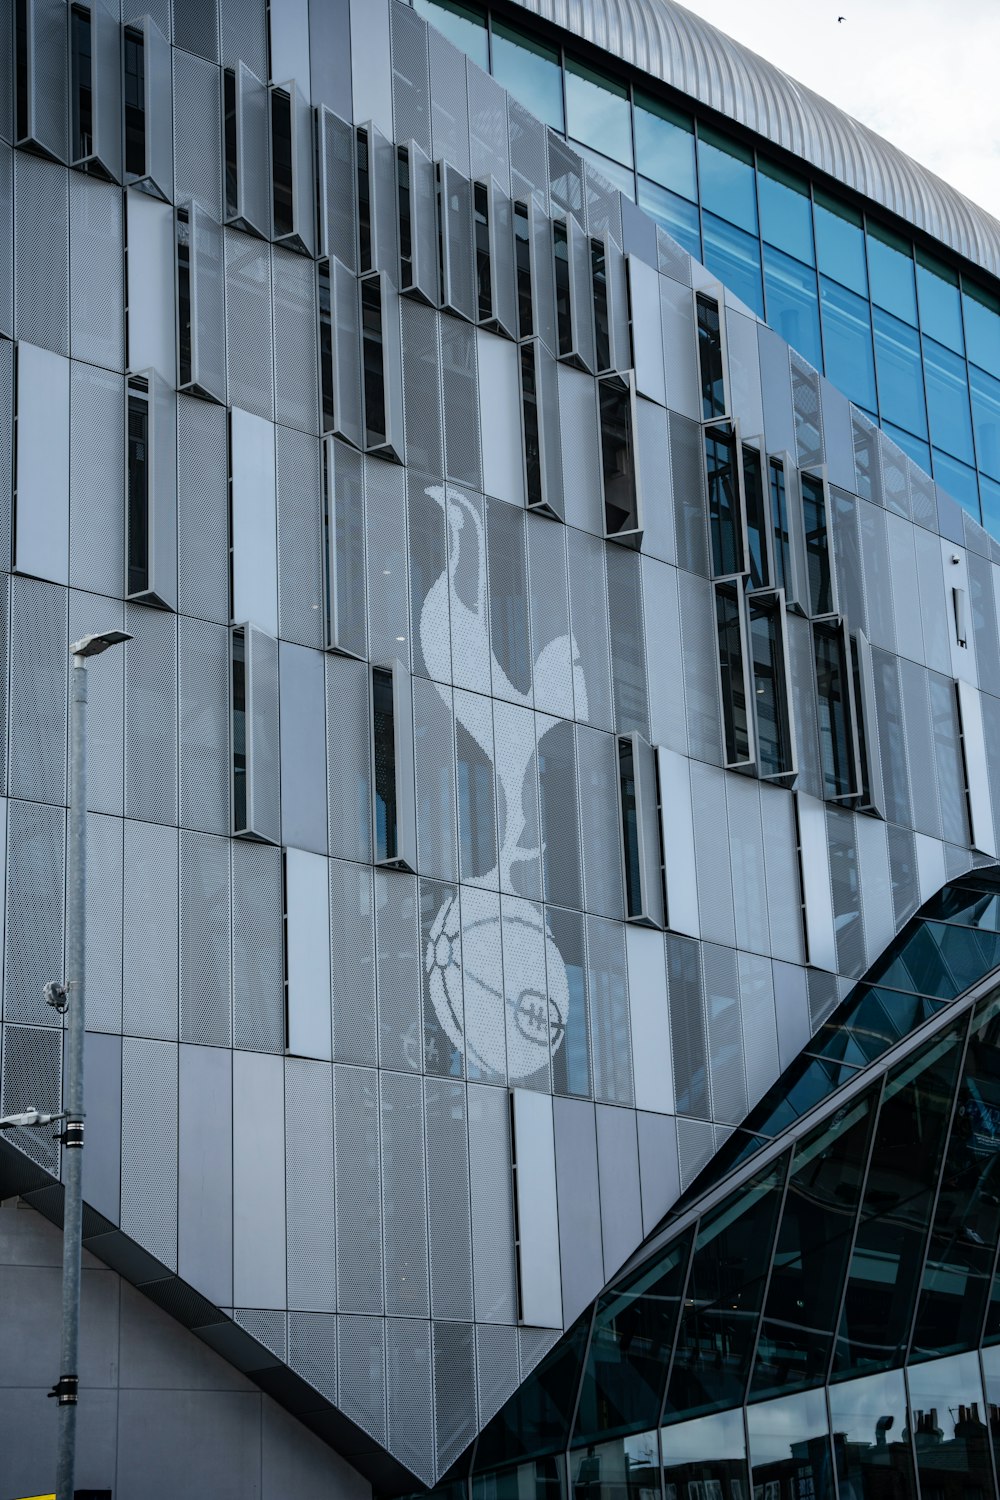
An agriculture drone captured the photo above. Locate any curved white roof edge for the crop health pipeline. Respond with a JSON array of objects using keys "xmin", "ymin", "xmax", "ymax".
[{"xmin": 508, "ymin": 0, "xmax": 1000, "ymax": 282}]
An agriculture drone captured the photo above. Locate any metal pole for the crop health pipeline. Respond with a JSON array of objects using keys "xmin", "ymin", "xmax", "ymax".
[{"xmin": 55, "ymin": 652, "xmax": 88, "ymax": 1500}]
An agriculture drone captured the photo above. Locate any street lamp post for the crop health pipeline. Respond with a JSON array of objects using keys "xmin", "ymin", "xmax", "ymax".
[{"xmin": 50, "ymin": 630, "xmax": 130, "ymax": 1500}]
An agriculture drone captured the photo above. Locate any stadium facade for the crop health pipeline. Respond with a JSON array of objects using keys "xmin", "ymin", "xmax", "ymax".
[{"xmin": 2, "ymin": 0, "xmax": 1000, "ymax": 1494}]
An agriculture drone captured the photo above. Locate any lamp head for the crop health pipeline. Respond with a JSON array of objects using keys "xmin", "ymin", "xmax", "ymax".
[{"xmin": 71, "ymin": 630, "xmax": 133, "ymax": 659}]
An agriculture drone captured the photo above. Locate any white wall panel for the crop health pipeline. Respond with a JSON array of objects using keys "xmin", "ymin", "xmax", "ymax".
[
  {"xmin": 796, "ymin": 792, "xmax": 837, "ymax": 972},
  {"xmin": 478, "ymin": 329, "xmax": 524, "ymax": 506},
  {"xmin": 14, "ymin": 342, "xmax": 68, "ymax": 583},
  {"xmin": 625, "ymin": 924, "xmax": 673, "ymax": 1114},
  {"xmin": 126, "ymin": 190, "xmax": 176, "ymax": 382},
  {"xmin": 285, "ymin": 846, "xmax": 333, "ymax": 1060},
  {"xmin": 231, "ymin": 408, "xmax": 278, "ymax": 634},
  {"xmin": 511, "ymin": 1088, "xmax": 562, "ymax": 1329}
]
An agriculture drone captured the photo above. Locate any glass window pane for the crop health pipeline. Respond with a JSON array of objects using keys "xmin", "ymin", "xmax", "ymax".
[
  {"xmin": 752, "ymin": 1090, "xmax": 875, "ymax": 1398},
  {"xmin": 916, "ymin": 251, "xmax": 965, "ymax": 352},
  {"xmin": 971, "ymin": 364, "xmax": 1000, "ymax": 481},
  {"xmin": 883, "ymin": 420, "xmax": 931, "ymax": 475},
  {"xmin": 413, "ymin": 0, "xmax": 488, "ymax": 70},
  {"xmin": 867, "ymin": 222, "xmax": 917, "ymax": 325},
  {"xmin": 912, "ymin": 992, "xmax": 1000, "ymax": 1358},
  {"xmin": 814, "ymin": 189, "xmax": 867, "ymax": 296},
  {"xmin": 702, "ymin": 212, "xmax": 764, "ymax": 318},
  {"xmin": 964, "ymin": 281, "xmax": 1000, "ymax": 379},
  {"xmin": 575, "ymin": 1232, "xmax": 693, "ymax": 1443},
  {"xmin": 570, "ymin": 1433, "xmax": 660, "ymax": 1500},
  {"xmin": 665, "ymin": 1156, "xmax": 787, "ymax": 1419},
  {"xmin": 573, "ymin": 142, "xmax": 635, "ymax": 199},
  {"xmin": 982, "ymin": 473, "xmax": 1000, "ymax": 536},
  {"xmin": 874, "ymin": 921, "xmax": 1000, "ymax": 1002},
  {"xmin": 748, "ymin": 1388, "xmax": 834, "ymax": 1500},
  {"xmin": 705, "ymin": 427, "xmax": 743, "ymax": 575},
  {"xmin": 758, "ymin": 160, "xmax": 814, "ymax": 263},
  {"xmin": 924, "ymin": 336, "xmax": 975, "ymax": 461},
  {"xmin": 492, "ymin": 20, "xmax": 564, "ymax": 131},
  {"xmin": 873, "ymin": 308, "xmax": 927, "ymax": 438},
  {"xmin": 763, "ymin": 245, "xmax": 822, "ymax": 370},
  {"xmin": 475, "ymin": 1314, "xmax": 592, "ymax": 1466},
  {"xmin": 933, "ymin": 449, "xmax": 981, "ymax": 521},
  {"xmin": 565, "ymin": 61, "xmax": 632, "ymax": 168},
  {"xmin": 474, "ymin": 1457, "xmax": 566, "ymax": 1500},
  {"xmin": 634, "ymin": 91, "xmax": 696, "ymax": 199},
  {"xmin": 820, "ymin": 276, "xmax": 877, "ymax": 410},
  {"xmin": 833, "ymin": 1024, "xmax": 965, "ymax": 1377},
  {"xmin": 661, "ymin": 1408, "xmax": 748, "ymax": 1500},
  {"xmin": 829, "ymin": 1369, "xmax": 915, "ymax": 1500},
  {"xmin": 698, "ymin": 125, "xmax": 757, "ymax": 233},
  {"xmin": 908, "ymin": 1351, "xmax": 994, "ymax": 1499},
  {"xmin": 637, "ymin": 178, "xmax": 700, "ymax": 259}
]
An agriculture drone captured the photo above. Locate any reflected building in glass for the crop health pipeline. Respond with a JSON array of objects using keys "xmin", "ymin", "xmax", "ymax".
[{"xmin": 6, "ymin": 0, "xmax": 1000, "ymax": 1493}]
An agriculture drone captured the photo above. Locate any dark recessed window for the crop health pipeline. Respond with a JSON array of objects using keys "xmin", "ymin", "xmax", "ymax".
[
  {"xmin": 716, "ymin": 581, "xmax": 752, "ymax": 765},
  {"xmin": 474, "ymin": 181, "xmax": 492, "ymax": 323},
  {"xmin": 591, "ymin": 237, "xmax": 611, "ymax": 373},
  {"xmin": 372, "ymin": 666, "xmax": 398, "ymax": 864},
  {"xmin": 123, "ymin": 25, "xmax": 146, "ymax": 178},
  {"xmin": 553, "ymin": 218, "xmax": 572, "ymax": 357},
  {"xmin": 705, "ymin": 424, "xmax": 744, "ymax": 577},
  {"xmin": 599, "ymin": 375, "xmax": 639, "ymax": 539},
  {"xmin": 514, "ymin": 200, "xmax": 533, "ymax": 339},
  {"xmin": 223, "ymin": 68, "xmax": 238, "ymax": 221},
  {"xmin": 71, "ymin": 5, "xmax": 93, "ymax": 163},
  {"xmin": 232, "ymin": 627, "xmax": 247, "ymax": 833},
  {"xmin": 357, "ymin": 126, "xmax": 372, "ymax": 274},
  {"xmin": 618, "ymin": 736, "xmax": 642, "ymax": 920},
  {"xmin": 749, "ymin": 593, "xmax": 793, "ymax": 778},
  {"xmin": 742, "ymin": 445, "xmax": 770, "ymax": 590},
  {"xmin": 176, "ymin": 206, "xmax": 192, "ymax": 388},
  {"xmin": 769, "ymin": 457, "xmax": 791, "ymax": 593},
  {"xmin": 521, "ymin": 343, "xmax": 542, "ymax": 510},
  {"xmin": 801, "ymin": 473, "xmax": 833, "ymax": 615},
  {"xmin": 15, "ymin": 0, "xmax": 28, "ymax": 143},
  {"xmin": 397, "ymin": 145, "xmax": 413, "ymax": 291},
  {"xmin": 126, "ymin": 383, "xmax": 149, "ymax": 598},
  {"xmin": 361, "ymin": 278, "xmax": 386, "ymax": 449},
  {"xmin": 271, "ymin": 88, "xmax": 294, "ymax": 240},
  {"xmin": 697, "ymin": 292, "xmax": 725, "ymax": 419},
  {"xmin": 318, "ymin": 259, "xmax": 334, "ymax": 434},
  {"xmin": 815, "ymin": 620, "xmax": 856, "ymax": 799}
]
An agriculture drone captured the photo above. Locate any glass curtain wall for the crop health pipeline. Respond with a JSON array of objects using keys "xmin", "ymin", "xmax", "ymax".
[{"xmin": 411, "ymin": 0, "xmax": 1000, "ymax": 530}]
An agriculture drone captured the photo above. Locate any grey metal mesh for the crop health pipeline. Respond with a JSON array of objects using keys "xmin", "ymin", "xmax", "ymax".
[
  {"xmin": 69, "ymin": 175, "xmax": 124, "ymax": 370},
  {"xmin": 587, "ymin": 914, "xmax": 632, "ymax": 1106},
  {"xmin": 387, "ymin": 1318, "xmax": 435, "ymax": 1485},
  {"xmin": 391, "ymin": 0, "xmax": 432, "ymax": 157},
  {"xmin": 276, "ymin": 424, "xmax": 324, "ymax": 648},
  {"xmin": 225, "ymin": 229, "xmax": 274, "ymax": 422},
  {"xmin": 330, "ymin": 858, "xmax": 378, "ymax": 1067},
  {"xmin": 122, "ymin": 819, "xmax": 178, "ymax": 1042},
  {"xmin": 285, "ymin": 1056, "xmax": 337, "ymax": 1313},
  {"xmin": 1, "ymin": 1023, "xmax": 61, "ymax": 1173},
  {"xmin": 576, "ymin": 724, "xmax": 625, "ymax": 921},
  {"xmin": 8, "ymin": 574, "xmax": 67, "ymax": 807},
  {"xmin": 173, "ymin": 50, "xmax": 223, "ymax": 218},
  {"xmin": 177, "ymin": 395, "xmax": 229, "ymax": 625},
  {"xmin": 288, "ymin": 1311, "xmax": 338, "ymax": 1406},
  {"xmin": 121, "ymin": 1035, "xmax": 178, "ymax": 1269},
  {"xmin": 334, "ymin": 1065, "xmax": 384, "ymax": 1315},
  {"xmin": 338, "ymin": 1314, "xmax": 387, "ymax": 1446},
  {"xmin": 232, "ymin": 839, "xmax": 284, "ymax": 1053},
  {"xmin": 434, "ymin": 1320, "xmax": 477, "ymax": 1477},
  {"xmin": 380, "ymin": 1069, "xmax": 430, "ymax": 1317},
  {"xmin": 375, "ymin": 868, "xmax": 422, "ymax": 1074},
  {"xmin": 124, "ymin": 604, "xmax": 178, "ymax": 827},
  {"xmin": 425, "ymin": 1075, "xmax": 475, "ymax": 1318},
  {"xmin": 69, "ymin": 364, "xmax": 125, "ymax": 599},
  {"xmin": 178, "ymin": 617, "xmax": 229, "ymax": 836},
  {"xmin": 272, "ymin": 247, "xmax": 319, "ymax": 434},
  {"xmin": 179, "ymin": 830, "xmax": 231, "ymax": 1046},
  {"xmin": 14, "ymin": 153, "xmax": 69, "ymax": 355}
]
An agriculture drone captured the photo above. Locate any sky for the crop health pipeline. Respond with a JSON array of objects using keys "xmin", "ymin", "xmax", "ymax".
[{"xmin": 674, "ymin": 0, "xmax": 1000, "ymax": 221}]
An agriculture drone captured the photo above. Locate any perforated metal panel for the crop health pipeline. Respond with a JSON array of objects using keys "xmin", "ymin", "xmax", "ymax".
[
  {"xmin": 330, "ymin": 857, "xmax": 377, "ymax": 1066},
  {"xmin": 826, "ymin": 805, "xmax": 865, "ymax": 976},
  {"xmin": 326, "ymin": 256, "xmax": 363, "ymax": 448},
  {"xmin": 790, "ymin": 352, "xmax": 824, "ymax": 469},
  {"xmin": 403, "ymin": 138, "xmax": 440, "ymax": 308},
  {"xmin": 407, "ymin": 467, "xmax": 449, "ymax": 682},
  {"xmin": 425, "ymin": 1075, "xmax": 474, "ymax": 1318},
  {"xmin": 558, "ymin": 363, "xmax": 602, "ymax": 536},
  {"xmin": 476, "ymin": 1322, "xmax": 520, "ymax": 1429},
  {"xmin": 124, "ymin": 604, "xmax": 177, "ymax": 826},
  {"xmin": 508, "ymin": 96, "xmax": 548, "ymax": 206},
  {"xmin": 501, "ymin": 893, "xmax": 551, "ymax": 1091},
  {"xmin": 537, "ymin": 713, "xmax": 582, "ymax": 913},
  {"xmin": 468, "ymin": 64, "xmax": 509, "ymax": 195},
  {"xmin": 326, "ymin": 655, "xmax": 372, "ymax": 864},
  {"xmin": 288, "ymin": 1311, "xmax": 338, "ymax": 1405},
  {"xmin": 442, "ymin": 304, "xmax": 482, "ymax": 490},
  {"xmin": 178, "ymin": 617, "xmax": 229, "ymax": 836},
  {"xmin": 587, "ymin": 914, "xmax": 632, "ymax": 1106},
  {"xmin": 174, "ymin": 51, "xmax": 223, "ymax": 218},
  {"xmin": 225, "ymin": 229, "xmax": 273, "ymax": 422},
  {"xmin": 375, "ymin": 867, "xmax": 421, "ymax": 1072},
  {"xmin": 338, "ymin": 1313, "xmax": 387, "ymax": 1446},
  {"xmin": 225, "ymin": 63, "xmax": 269, "ymax": 236},
  {"xmin": 233, "ymin": 1307, "xmax": 287, "ymax": 1360},
  {"xmin": 14, "ymin": 152, "xmax": 69, "ymax": 355},
  {"xmin": 381, "ymin": 1069, "xmax": 429, "ymax": 1316},
  {"xmin": 606, "ymin": 545, "xmax": 650, "ymax": 739},
  {"xmin": 759, "ymin": 782, "xmax": 805, "ymax": 964},
  {"xmin": 701, "ymin": 942, "xmax": 745, "ymax": 1125},
  {"xmin": 326, "ymin": 437, "xmax": 368, "ymax": 658},
  {"xmin": 414, "ymin": 676, "xmax": 458, "ymax": 882},
  {"xmin": 858, "ymin": 500, "xmax": 896, "ymax": 653},
  {"xmin": 8, "ymin": 575, "xmax": 65, "ymax": 807},
  {"xmin": 566, "ymin": 527, "xmax": 613, "ymax": 731},
  {"xmin": 221, "ymin": 0, "xmax": 267, "ymax": 78},
  {"xmin": 490, "ymin": 696, "xmax": 536, "ymax": 899},
  {"xmin": 391, "ymin": 0, "xmax": 431, "ymax": 157},
  {"xmin": 276, "ymin": 425, "xmax": 324, "ymax": 648},
  {"xmin": 401, "ymin": 299, "xmax": 444, "ymax": 480},
  {"xmin": 121, "ymin": 1036, "xmax": 178, "ymax": 1269},
  {"xmin": 177, "ymin": 201, "xmax": 227, "ymax": 403},
  {"xmin": 1, "ymin": 1022, "xmax": 61, "ymax": 1173},
  {"xmin": 69, "ymin": 176, "xmax": 124, "ymax": 370},
  {"xmin": 899, "ymin": 657, "xmax": 940, "ymax": 839},
  {"xmin": 677, "ymin": 570, "xmax": 722, "ymax": 766},
  {"xmin": 669, "ymin": 410, "xmax": 710, "ymax": 577},
  {"xmin": 285, "ymin": 1056, "xmax": 337, "ymax": 1313},
  {"xmin": 0, "ymin": 143, "xmax": 11, "ymax": 342},
  {"xmin": 273, "ymin": 247, "xmax": 319, "ymax": 433},
  {"xmin": 365, "ymin": 457, "xmax": 410, "ymax": 668},
  {"xmin": 177, "ymin": 395, "xmax": 229, "ymax": 624},
  {"xmin": 69, "ymin": 364, "xmax": 124, "ymax": 599},
  {"xmin": 526, "ymin": 513, "xmax": 573, "ymax": 720},
  {"xmin": 738, "ymin": 951, "xmax": 778, "ymax": 1108},
  {"xmin": 726, "ymin": 774, "xmax": 768, "ymax": 957},
  {"xmin": 4, "ymin": 797, "xmax": 63, "ymax": 1027},
  {"xmin": 467, "ymin": 1080, "xmax": 516, "ymax": 1322},
  {"xmin": 238, "ymin": 622, "xmax": 281, "ymax": 844},
  {"xmin": 122, "ymin": 819, "xmax": 178, "ymax": 1041},
  {"xmin": 434, "ymin": 1320, "xmax": 477, "ymax": 1478},
  {"xmin": 676, "ymin": 1115, "xmax": 715, "ymax": 1190},
  {"xmin": 179, "ymin": 830, "xmax": 231, "ymax": 1045},
  {"xmin": 334, "ymin": 1064, "xmax": 384, "ymax": 1314},
  {"xmin": 15, "ymin": 0, "xmax": 68, "ymax": 161},
  {"xmin": 440, "ymin": 161, "xmax": 476, "ymax": 323},
  {"xmin": 231, "ymin": 839, "xmax": 283, "ymax": 1052},
  {"xmin": 548, "ymin": 136, "xmax": 584, "ymax": 221}
]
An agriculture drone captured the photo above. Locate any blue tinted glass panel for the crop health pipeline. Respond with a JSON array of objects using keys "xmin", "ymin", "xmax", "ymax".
[
  {"xmin": 758, "ymin": 162, "xmax": 814, "ymax": 264},
  {"xmin": 661, "ymin": 1407, "xmax": 748, "ymax": 1500},
  {"xmin": 565, "ymin": 61, "xmax": 632, "ymax": 168},
  {"xmin": 698, "ymin": 126, "xmax": 757, "ymax": 233},
  {"xmin": 971, "ymin": 363, "xmax": 1000, "ymax": 481},
  {"xmin": 814, "ymin": 190, "xmax": 867, "ymax": 296},
  {"xmin": 933, "ymin": 449, "xmax": 981, "ymax": 520},
  {"xmin": 703, "ymin": 212, "xmax": 764, "ymax": 318},
  {"xmin": 747, "ymin": 1388, "xmax": 834, "ymax": 1500},
  {"xmin": 492, "ymin": 21, "xmax": 564, "ymax": 131},
  {"xmin": 964, "ymin": 282, "xmax": 1000, "ymax": 378},
  {"xmin": 923, "ymin": 336, "xmax": 974, "ymax": 461},
  {"xmin": 868, "ymin": 224, "xmax": 917, "ymax": 325},
  {"xmin": 637, "ymin": 179, "xmax": 700, "ymax": 259},
  {"xmin": 873, "ymin": 308, "xmax": 927, "ymax": 437},
  {"xmin": 883, "ymin": 421, "xmax": 931, "ymax": 474},
  {"xmin": 414, "ymin": 0, "xmax": 489, "ymax": 70},
  {"xmin": 916, "ymin": 253, "xmax": 964, "ymax": 352},
  {"xmin": 829, "ymin": 1370, "xmax": 914, "ymax": 1500},
  {"xmin": 634, "ymin": 92, "xmax": 696, "ymax": 200},
  {"xmin": 820, "ymin": 277, "xmax": 877, "ymax": 410},
  {"xmin": 573, "ymin": 143, "xmax": 635, "ymax": 198},
  {"xmin": 983, "ymin": 474, "xmax": 1000, "ymax": 534},
  {"xmin": 762, "ymin": 245, "xmax": 822, "ymax": 369}
]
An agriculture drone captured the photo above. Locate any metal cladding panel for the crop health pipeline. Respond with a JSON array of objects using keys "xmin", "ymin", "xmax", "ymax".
[
  {"xmin": 179, "ymin": 831, "xmax": 231, "ymax": 1047},
  {"xmin": 121, "ymin": 1036, "xmax": 178, "ymax": 1270},
  {"xmin": 276, "ymin": 426, "xmax": 324, "ymax": 649},
  {"xmin": 0, "ymin": 0, "xmax": 8, "ymax": 145},
  {"xmin": 587, "ymin": 913, "xmax": 632, "ymax": 1106},
  {"xmin": 441, "ymin": 308, "xmax": 481, "ymax": 493},
  {"xmin": 826, "ymin": 806, "xmax": 864, "ymax": 978},
  {"xmin": 440, "ymin": 161, "xmax": 477, "ymax": 324},
  {"xmin": 338, "ymin": 1312, "xmax": 387, "ymax": 1447},
  {"xmin": 688, "ymin": 760, "xmax": 735, "ymax": 948},
  {"xmin": 427, "ymin": 20, "xmax": 470, "ymax": 173},
  {"xmin": 871, "ymin": 646, "xmax": 912, "ymax": 828},
  {"xmin": 499, "ymin": 894, "xmax": 548, "ymax": 1093},
  {"xmin": 231, "ymin": 839, "xmax": 283, "ymax": 1053},
  {"xmin": 551, "ymin": 1094, "xmax": 602, "ymax": 1323},
  {"xmin": 468, "ymin": 64, "xmax": 509, "ymax": 195},
  {"xmin": 177, "ymin": 396, "xmax": 229, "ymax": 624},
  {"xmin": 272, "ymin": 247, "xmax": 319, "ymax": 434},
  {"xmin": 374, "ymin": 867, "xmax": 420, "ymax": 1072},
  {"xmin": 485, "ymin": 182, "xmax": 517, "ymax": 338},
  {"xmin": 69, "ymin": 175, "xmax": 124, "ymax": 370},
  {"xmin": 548, "ymin": 134, "xmax": 583, "ymax": 221},
  {"xmin": 14, "ymin": 152, "xmax": 69, "ymax": 355},
  {"xmin": 225, "ymin": 229, "xmax": 274, "ymax": 422},
  {"xmin": 413, "ymin": 677, "xmax": 458, "ymax": 883},
  {"xmin": 511, "ymin": 1087, "xmax": 562, "ymax": 1328},
  {"xmin": 930, "ymin": 670, "xmax": 971, "ymax": 846},
  {"xmin": 635, "ymin": 1110, "xmax": 679, "ymax": 1235},
  {"xmin": 678, "ymin": 571, "xmax": 722, "ymax": 766},
  {"xmin": 8, "ymin": 577, "xmax": 63, "ymax": 812},
  {"xmin": 285, "ymin": 1056, "xmax": 336, "ymax": 1313},
  {"xmin": 628, "ymin": 255, "xmax": 665, "ymax": 406},
  {"xmin": 489, "ymin": 697, "xmax": 534, "ymax": 898},
  {"xmin": 887, "ymin": 820, "xmax": 920, "ymax": 927},
  {"xmin": 178, "ymin": 1041, "xmax": 232, "ymax": 1308},
  {"xmin": 233, "ymin": 1049, "xmax": 286, "ymax": 1308},
  {"xmin": 16, "ymin": 0, "xmax": 67, "ymax": 160},
  {"xmin": 913, "ymin": 526, "xmax": 951, "ymax": 675},
  {"xmin": 536, "ymin": 713, "xmax": 581, "ymax": 912},
  {"xmin": 758, "ymin": 781, "xmax": 805, "ymax": 964},
  {"xmin": 1, "ymin": 1022, "xmax": 61, "ymax": 1175},
  {"xmin": 642, "ymin": 560, "xmax": 685, "ymax": 754},
  {"xmin": 137, "ymin": 16, "xmax": 174, "ymax": 202},
  {"xmin": 326, "ymin": 438, "xmax": 368, "ymax": 660},
  {"xmin": 0, "ymin": 142, "xmax": 11, "ymax": 341},
  {"xmin": 242, "ymin": 623, "xmax": 281, "ymax": 845},
  {"xmin": 956, "ymin": 679, "xmax": 997, "ymax": 857},
  {"xmin": 625, "ymin": 923, "xmax": 673, "ymax": 1114},
  {"xmin": 757, "ymin": 324, "xmax": 795, "ymax": 456},
  {"xmin": 855, "ymin": 813, "xmax": 894, "ymax": 968},
  {"xmin": 595, "ymin": 1102, "xmax": 642, "ymax": 1278},
  {"xmin": 558, "ymin": 363, "xmax": 601, "ymax": 536},
  {"xmin": 387, "ymin": 1319, "xmax": 435, "ymax": 1486},
  {"xmin": 228, "ymin": 64, "xmax": 270, "ymax": 236},
  {"xmin": 400, "ymin": 299, "xmax": 442, "ymax": 479},
  {"xmin": 795, "ymin": 791, "xmax": 837, "ymax": 972},
  {"xmin": 174, "ymin": 51, "xmax": 223, "ymax": 220},
  {"xmin": 365, "ymin": 457, "xmax": 409, "ymax": 668},
  {"xmin": 81, "ymin": 1028, "xmax": 121, "ymax": 1225},
  {"xmin": 858, "ymin": 500, "xmax": 896, "ymax": 653},
  {"xmin": 326, "ymin": 655, "xmax": 372, "ymax": 864},
  {"xmin": 391, "ymin": 1, "xmax": 431, "ymax": 157},
  {"xmin": 702, "ymin": 941, "xmax": 746, "ymax": 1126},
  {"xmin": 725, "ymin": 773, "xmax": 769, "ymax": 956},
  {"xmin": 669, "ymin": 410, "xmax": 710, "ymax": 577},
  {"xmin": 328, "ymin": 257, "xmax": 363, "ymax": 449},
  {"xmin": 71, "ymin": 366, "xmax": 125, "ymax": 598},
  {"xmin": 14, "ymin": 342, "xmax": 68, "ymax": 585},
  {"xmin": 406, "ymin": 138, "xmax": 441, "ymax": 307},
  {"xmin": 899, "ymin": 657, "xmax": 940, "ymax": 840},
  {"xmin": 576, "ymin": 724, "xmax": 624, "ymax": 921},
  {"xmin": 178, "ymin": 617, "xmax": 230, "ymax": 836},
  {"xmin": 790, "ymin": 353, "xmax": 824, "ymax": 469},
  {"xmin": 76, "ymin": 810, "xmax": 122, "ymax": 1038},
  {"xmin": 144, "ymin": 370, "xmax": 179, "ymax": 612},
  {"xmin": 124, "ymin": 604, "xmax": 178, "ymax": 827},
  {"xmin": 526, "ymin": 514, "xmax": 572, "ymax": 718},
  {"xmin": 425, "ymin": 1076, "xmax": 474, "ymax": 1320},
  {"xmin": 126, "ymin": 191, "xmax": 176, "ymax": 383},
  {"xmin": 606, "ymin": 545, "xmax": 649, "ymax": 739},
  {"xmin": 380, "ymin": 1069, "xmax": 429, "ymax": 1318},
  {"xmin": 664, "ymin": 931, "xmax": 705, "ymax": 1119},
  {"xmin": 737, "ymin": 951, "xmax": 778, "ymax": 1109},
  {"xmin": 466, "ymin": 1082, "xmax": 516, "ymax": 1324},
  {"xmin": 433, "ymin": 1321, "xmax": 476, "ymax": 1482},
  {"xmin": 636, "ymin": 397, "xmax": 673, "ymax": 565},
  {"xmin": 970, "ymin": 550, "xmax": 1000, "ymax": 698},
  {"xmin": 269, "ymin": 0, "xmax": 310, "ymax": 98},
  {"xmin": 478, "ymin": 330, "xmax": 522, "ymax": 506},
  {"xmin": 230, "ymin": 407, "xmax": 277, "ymax": 635},
  {"xmin": 507, "ymin": 96, "xmax": 547, "ymax": 206},
  {"xmin": 175, "ymin": 0, "xmax": 220, "ymax": 59},
  {"xmin": 222, "ymin": 0, "xmax": 267, "ymax": 77},
  {"xmin": 122, "ymin": 820, "xmax": 178, "ymax": 1041},
  {"xmin": 279, "ymin": 643, "xmax": 327, "ymax": 855},
  {"xmin": 829, "ymin": 487, "xmax": 865, "ymax": 635},
  {"xmin": 408, "ymin": 473, "xmax": 449, "ymax": 681},
  {"xmin": 330, "ymin": 857, "xmax": 377, "ymax": 1066},
  {"xmin": 886, "ymin": 511, "xmax": 921, "ymax": 663},
  {"xmin": 459, "ymin": 890, "xmax": 505, "ymax": 1080},
  {"xmin": 288, "ymin": 1309, "xmax": 338, "ymax": 1406},
  {"xmin": 3, "ymin": 796, "xmax": 61, "ymax": 1030}
]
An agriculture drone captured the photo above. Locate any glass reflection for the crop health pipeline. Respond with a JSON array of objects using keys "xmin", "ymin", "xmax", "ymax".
[
  {"xmin": 814, "ymin": 191, "xmax": 867, "ymax": 297},
  {"xmin": 703, "ymin": 214, "xmax": 764, "ymax": 319},
  {"xmin": 570, "ymin": 1433, "xmax": 661, "ymax": 1500},
  {"xmin": 908, "ymin": 1352, "xmax": 994, "ymax": 1500},
  {"xmin": 475, "ymin": 1315, "xmax": 592, "ymax": 1467},
  {"xmin": 758, "ymin": 163, "xmax": 814, "ymax": 264},
  {"xmin": 964, "ymin": 283, "xmax": 1000, "ymax": 380},
  {"xmin": 565, "ymin": 62, "xmax": 632, "ymax": 168},
  {"xmin": 980, "ymin": 1346, "xmax": 1000, "ymax": 1481},
  {"xmin": 473, "ymin": 1456, "xmax": 568, "ymax": 1500},
  {"xmin": 698, "ymin": 127, "xmax": 757, "ymax": 233},
  {"xmin": 414, "ymin": 0, "xmax": 489, "ymax": 70},
  {"xmin": 637, "ymin": 179, "xmax": 701, "ymax": 259},
  {"xmin": 923, "ymin": 336, "xmax": 975, "ymax": 462},
  {"xmin": 971, "ymin": 365, "xmax": 1000, "ymax": 481},
  {"xmin": 916, "ymin": 253, "xmax": 965, "ymax": 353},
  {"xmin": 492, "ymin": 21, "xmax": 564, "ymax": 131},
  {"xmin": 873, "ymin": 309, "xmax": 927, "ymax": 439},
  {"xmin": 634, "ymin": 94, "xmax": 697, "ymax": 200},
  {"xmin": 867, "ymin": 225, "xmax": 917, "ymax": 325},
  {"xmin": 661, "ymin": 1408, "xmax": 749, "ymax": 1500},
  {"xmin": 829, "ymin": 1368, "xmax": 915, "ymax": 1500},
  {"xmin": 934, "ymin": 449, "xmax": 981, "ymax": 521},
  {"xmin": 747, "ymin": 1388, "xmax": 834, "ymax": 1500},
  {"xmin": 763, "ymin": 247, "xmax": 823, "ymax": 371},
  {"xmin": 820, "ymin": 278, "xmax": 878, "ymax": 412}
]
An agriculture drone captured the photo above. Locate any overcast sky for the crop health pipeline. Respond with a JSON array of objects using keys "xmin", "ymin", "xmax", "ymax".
[{"xmin": 675, "ymin": 0, "xmax": 1000, "ymax": 222}]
